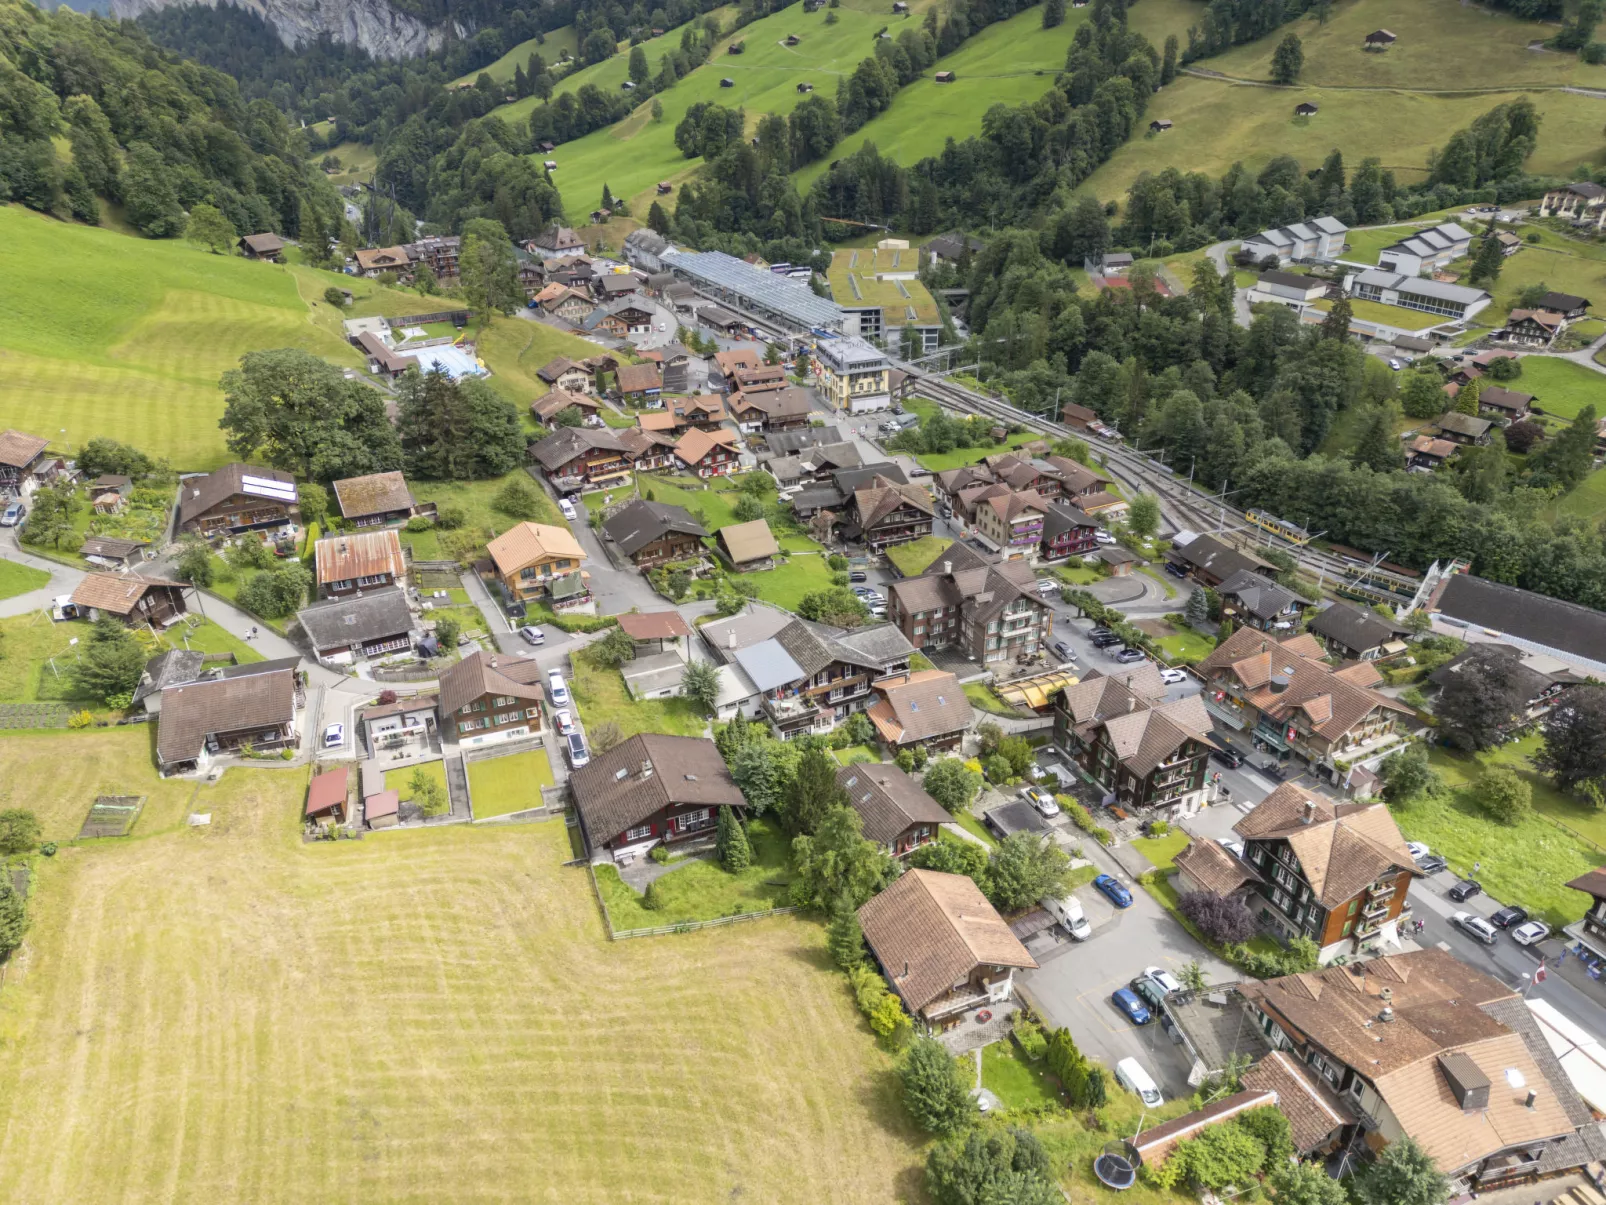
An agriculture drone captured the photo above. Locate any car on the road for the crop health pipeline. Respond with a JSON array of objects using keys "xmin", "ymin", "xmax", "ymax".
[
  {"xmin": 1416, "ymin": 854, "xmax": 1448, "ymax": 875},
  {"xmin": 1405, "ymin": 841, "xmax": 1431, "ymax": 862},
  {"xmin": 548, "ymin": 671, "xmax": 570, "ymax": 706},
  {"xmin": 1036, "ymin": 578, "xmax": 1061, "ymax": 596},
  {"xmin": 565, "ymin": 731, "xmax": 589, "ymax": 768},
  {"xmin": 1112, "ymin": 647, "xmax": 1145, "ymax": 663},
  {"xmin": 1143, "ymin": 966, "xmax": 1183, "ymax": 996},
  {"xmin": 1448, "ymin": 879, "xmax": 1482, "ymax": 902},
  {"xmin": 1452, "ymin": 912, "xmax": 1498, "ymax": 945},
  {"xmin": 558, "ymin": 498, "xmax": 578, "ymax": 521},
  {"xmin": 1388, "ymin": 358, "xmax": 1402, "ymax": 371},
  {"xmin": 519, "ymin": 625, "xmax": 545, "ymax": 646},
  {"xmin": 1051, "ymin": 640, "xmax": 1076, "ymax": 663},
  {"xmin": 1163, "ymin": 561, "xmax": 1188, "ymax": 578},
  {"xmin": 848, "ymin": 571, "xmax": 868, "ymax": 583},
  {"xmin": 1110, "ymin": 987, "xmax": 1153, "ymax": 1026},
  {"xmin": 0, "ymin": 500, "xmax": 24, "ymax": 527},
  {"xmin": 1042, "ymin": 893, "xmax": 1091, "ymax": 940},
  {"xmin": 1114, "ymin": 1057, "xmax": 1163, "ymax": 1107},
  {"xmin": 1020, "ymin": 785, "xmax": 1060, "ymax": 818},
  {"xmin": 1159, "ymin": 667, "xmax": 1187, "ymax": 685},
  {"xmin": 1511, "ymin": 920, "xmax": 1551, "ymax": 946},
  {"xmin": 1489, "ymin": 905, "xmax": 1529, "ymax": 930},
  {"xmin": 322, "ymin": 722, "xmax": 344, "ymax": 748},
  {"xmin": 554, "ymin": 709, "xmax": 576, "ymax": 736},
  {"xmin": 1094, "ymin": 531, "xmax": 1117, "ymax": 545},
  {"xmin": 1209, "ymin": 743, "xmax": 1244, "ymax": 769},
  {"xmin": 1092, "ymin": 873, "xmax": 1132, "ymax": 908},
  {"xmin": 1089, "ymin": 626, "xmax": 1114, "ymax": 638}
]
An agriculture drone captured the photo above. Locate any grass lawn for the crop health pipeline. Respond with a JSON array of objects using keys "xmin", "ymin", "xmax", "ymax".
[
  {"xmin": 1131, "ymin": 831, "xmax": 1191, "ymax": 872},
  {"xmin": 450, "ymin": 23, "xmax": 580, "ymax": 84},
  {"xmin": 1053, "ymin": 563, "xmax": 1105, "ymax": 586},
  {"xmin": 0, "ymin": 205, "xmax": 399, "ymax": 470},
  {"xmin": 473, "ymin": 316, "xmax": 603, "ymax": 407},
  {"xmin": 833, "ymin": 745, "xmax": 880, "ymax": 765},
  {"xmin": 964, "ymin": 681, "xmax": 1022, "ymax": 717},
  {"xmin": 730, "ymin": 551, "xmax": 829, "ymax": 610},
  {"xmin": 1519, "ymin": 357, "xmax": 1606, "ymax": 421},
  {"xmin": 467, "ymin": 749, "xmax": 556, "ymax": 819},
  {"xmin": 1150, "ymin": 622, "xmax": 1214, "ymax": 666},
  {"xmin": 505, "ymin": 0, "xmax": 922, "ymax": 219},
  {"xmin": 172, "ymin": 618, "xmax": 264, "ymax": 665},
  {"xmin": 885, "ymin": 535, "xmax": 953, "ymax": 577},
  {"xmin": 1469, "ymin": 228, "xmax": 1606, "ymax": 326},
  {"xmin": 0, "ymin": 754, "xmax": 921, "ymax": 1199},
  {"xmin": 0, "ymin": 558, "xmax": 50, "ymax": 601},
  {"xmin": 569, "ymin": 655, "xmax": 709, "ymax": 739},
  {"xmin": 0, "ymin": 615, "xmax": 107, "ymax": 707},
  {"xmin": 916, "ymin": 431, "xmax": 1040, "ymax": 473},
  {"xmin": 796, "ymin": 0, "xmax": 1197, "ymax": 189},
  {"xmin": 1082, "ymin": 80, "xmax": 1605, "ymax": 208},
  {"xmin": 592, "ymin": 817, "xmax": 795, "ymax": 928},
  {"xmin": 1389, "ymin": 736, "xmax": 1606, "ymax": 928},
  {"xmin": 1318, "ymin": 399, "xmax": 1420, "ymax": 457},
  {"xmin": 981, "ymin": 1040, "xmax": 1061, "ymax": 1110},
  {"xmin": 952, "ymin": 810, "xmax": 997, "ymax": 847},
  {"xmin": 385, "ymin": 759, "xmax": 450, "ymax": 802},
  {"xmin": 598, "ymin": 407, "xmax": 637, "ymax": 428},
  {"xmin": 399, "ymin": 472, "xmax": 566, "ymax": 560},
  {"xmin": 1559, "ymin": 466, "xmax": 1606, "ymax": 524}
]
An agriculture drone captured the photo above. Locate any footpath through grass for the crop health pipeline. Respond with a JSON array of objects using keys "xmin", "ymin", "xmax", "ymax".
[{"xmin": 592, "ymin": 817, "xmax": 795, "ymax": 928}]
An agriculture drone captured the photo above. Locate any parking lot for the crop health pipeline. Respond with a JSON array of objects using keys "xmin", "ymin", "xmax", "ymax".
[{"xmin": 1018, "ymin": 819, "xmax": 1237, "ymax": 1105}]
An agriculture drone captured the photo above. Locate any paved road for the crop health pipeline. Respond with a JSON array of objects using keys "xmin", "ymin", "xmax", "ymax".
[
  {"xmin": 1206, "ymin": 241, "xmax": 1253, "ymax": 330},
  {"xmin": 1020, "ymin": 826, "xmax": 1237, "ymax": 1104}
]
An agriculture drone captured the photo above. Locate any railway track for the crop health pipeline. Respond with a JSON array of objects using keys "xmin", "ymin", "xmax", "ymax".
[{"xmin": 901, "ymin": 369, "xmax": 1423, "ymax": 606}]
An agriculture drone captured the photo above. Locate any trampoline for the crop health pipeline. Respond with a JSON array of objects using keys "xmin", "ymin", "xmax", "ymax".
[{"xmin": 1093, "ymin": 1140, "xmax": 1141, "ymax": 1191}]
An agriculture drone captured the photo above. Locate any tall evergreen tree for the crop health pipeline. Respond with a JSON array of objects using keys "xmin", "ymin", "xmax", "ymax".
[
  {"xmin": 1042, "ymin": 0, "xmax": 1065, "ymax": 27},
  {"xmin": 1352, "ymin": 405, "xmax": 1403, "ymax": 473},
  {"xmin": 715, "ymin": 806, "xmax": 751, "ymax": 871},
  {"xmin": 1320, "ymin": 296, "xmax": 1352, "ymax": 341},
  {"xmin": 1271, "ymin": 32, "xmax": 1304, "ymax": 84},
  {"xmin": 1161, "ymin": 34, "xmax": 1178, "ymax": 84},
  {"xmin": 1469, "ymin": 234, "xmax": 1504, "ymax": 286},
  {"xmin": 783, "ymin": 747, "xmax": 849, "ymax": 835}
]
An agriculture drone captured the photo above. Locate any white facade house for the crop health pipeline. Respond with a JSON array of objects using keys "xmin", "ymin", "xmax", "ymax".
[
  {"xmin": 1539, "ymin": 182, "xmax": 1606, "ymax": 229},
  {"xmin": 1348, "ymin": 269, "xmax": 1491, "ymax": 323},
  {"xmin": 1251, "ymin": 270, "xmax": 1329, "ymax": 307},
  {"xmin": 1241, "ymin": 216, "xmax": 1348, "ymax": 265},
  {"xmin": 1376, "ymin": 222, "xmax": 1474, "ymax": 276},
  {"xmin": 812, "ymin": 336, "xmax": 891, "ymax": 413}
]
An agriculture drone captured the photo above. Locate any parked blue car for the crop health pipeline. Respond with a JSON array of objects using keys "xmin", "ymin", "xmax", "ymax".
[
  {"xmin": 1093, "ymin": 874, "xmax": 1133, "ymax": 908},
  {"xmin": 1111, "ymin": 987, "xmax": 1153, "ymax": 1025}
]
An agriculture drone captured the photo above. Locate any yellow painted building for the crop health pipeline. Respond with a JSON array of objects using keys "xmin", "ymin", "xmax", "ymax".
[{"xmin": 810, "ymin": 336, "xmax": 891, "ymax": 414}]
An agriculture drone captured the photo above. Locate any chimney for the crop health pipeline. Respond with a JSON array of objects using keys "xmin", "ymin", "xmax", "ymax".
[
  {"xmin": 1301, "ymin": 799, "xmax": 1317, "ymax": 825},
  {"xmin": 728, "ymin": 630, "xmax": 736, "ymax": 649},
  {"xmin": 900, "ymin": 960, "xmax": 909, "ymax": 981},
  {"xmin": 1270, "ymin": 667, "xmax": 1293, "ymax": 693},
  {"xmin": 1526, "ymin": 1089, "xmax": 1537, "ymax": 1110},
  {"xmin": 943, "ymin": 561, "xmax": 952, "ymax": 575},
  {"xmin": 1128, "ymin": 697, "xmax": 1136, "ymax": 712}
]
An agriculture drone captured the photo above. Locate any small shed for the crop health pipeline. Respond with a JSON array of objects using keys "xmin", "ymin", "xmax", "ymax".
[
  {"xmin": 306, "ymin": 767, "xmax": 350, "ymax": 824},
  {"xmin": 239, "ymin": 233, "xmax": 286, "ymax": 261},
  {"xmin": 720, "ymin": 77, "xmax": 735, "ymax": 87},
  {"xmin": 1294, "ymin": 102, "xmax": 1318, "ymax": 117},
  {"xmin": 893, "ymin": 1, "xmax": 909, "ymax": 11},
  {"xmin": 1364, "ymin": 28, "xmax": 1397, "ymax": 46},
  {"xmin": 366, "ymin": 789, "xmax": 400, "ymax": 830},
  {"xmin": 657, "ymin": 181, "xmax": 673, "ymax": 194},
  {"xmin": 785, "ymin": 33, "xmax": 800, "ymax": 45},
  {"xmin": 544, "ymin": 159, "xmax": 558, "ymax": 170},
  {"xmin": 934, "ymin": 70, "xmax": 955, "ymax": 83},
  {"xmin": 728, "ymin": 41, "xmax": 745, "ymax": 54},
  {"xmin": 1149, "ymin": 119, "xmax": 1172, "ymax": 133},
  {"xmin": 796, "ymin": 81, "xmax": 814, "ymax": 93}
]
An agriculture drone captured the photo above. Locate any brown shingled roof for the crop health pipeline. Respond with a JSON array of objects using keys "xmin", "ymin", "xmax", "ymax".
[
  {"xmin": 866, "ymin": 670, "xmax": 973, "ymax": 745},
  {"xmin": 70, "ymin": 572, "xmax": 186, "ymax": 616},
  {"xmin": 332, "ymin": 471, "xmax": 415, "ymax": 520},
  {"xmin": 436, "ymin": 649, "xmax": 546, "ymax": 718},
  {"xmin": 1173, "ymin": 838, "xmax": 1261, "ymax": 896},
  {"xmin": 616, "ymin": 362, "xmax": 662, "ymax": 395},
  {"xmin": 0, "ymin": 428, "xmax": 49, "ymax": 468},
  {"xmin": 1233, "ymin": 784, "xmax": 1416, "ymax": 908},
  {"xmin": 836, "ymin": 762, "xmax": 954, "ymax": 846},
  {"xmin": 616, "ymin": 611, "xmax": 693, "ymax": 641},
  {"xmin": 857, "ymin": 869, "xmax": 1037, "ymax": 1015},
  {"xmin": 157, "ymin": 669, "xmax": 296, "ymax": 765},
  {"xmin": 1240, "ymin": 1051, "xmax": 1356, "ymax": 1153},
  {"xmin": 717, "ymin": 518, "xmax": 779, "ymax": 565},
  {"xmin": 569, "ymin": 734, "xmax": 743, "ymax": 846}
]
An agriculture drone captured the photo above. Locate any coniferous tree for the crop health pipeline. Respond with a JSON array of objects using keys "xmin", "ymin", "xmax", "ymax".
[
  {"xmin": 1042, "ymin": 0, "xmax": 1065, "ymax": 28},
  {"xmin": 715, "ymin": 806, "xmax": 751, "ymax": 871},
  {"xmin": 1352, "ymin": 405, "xmax": 1403, "ymax": 473},
  {"xmin": 1469, "ymin": 234, "xmax": 1504, "ymax": 287},
  {"xmin": 1271, "ymin": 33, "xmax": 1304, "ymax": 84}
]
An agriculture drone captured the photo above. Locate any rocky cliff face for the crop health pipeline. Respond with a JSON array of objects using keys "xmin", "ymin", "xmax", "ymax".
[{"xmin": 110, "ymin": 0, "xmax": 465, "ymax": 59}]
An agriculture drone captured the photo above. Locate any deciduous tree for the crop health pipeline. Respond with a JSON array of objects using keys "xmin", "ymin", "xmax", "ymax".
[
  {"xmin": 790, "ymin": 804, "xmax": 894, "ymax": 910},
  {"xmin": 0, "ymin": 808, "xmax": 41, "ymax": 856},
  {"xmin": 1270, "ymin": 32, "xmax": 1304, "ymax": 84},
  {"xmin": 1180, "ymin": 890, "xmax": 1257, "ymax": 944},
  {"xmin": 926, "ymin": 1127, "xmax": 1059, "ymax": 1205},
  {"xmin": 1537, "ymin": 684, "xmax": 1606, "ymax": 793},
  {"xmin": 1478, "ymin": 765, "xmax": 1532, "ymax": 825},
  {"xmin": 985, "ymin": 833, "xmax": 1072, "ymax": 912},
  {"xmin": 184, "ymin": 203, "xmax": 237, "ymax": 254},
  {"xmin": 1437, "ymin": 652, "xmax": 1529, "ymax": 750},
  {"xmin": 1354, "ymin": 1136, "xmax": 1449, "ymax": 1205},
  {"xmin": 1127, "ymin": 492, "xmax": 1160, "ymax": 538},
  {"xmin": 683, "ymin": 659, "xmax": 720, "ymax": 714}
]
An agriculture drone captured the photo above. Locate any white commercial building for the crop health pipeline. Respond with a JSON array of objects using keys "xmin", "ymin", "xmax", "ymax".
[
  {"xmin": 1376, "ymin": 222, "xmax": 1474, "ymax": 276},
  {"xmin": 1240, "ymin": 216, "xmax": 1348, "ymax": 265}
]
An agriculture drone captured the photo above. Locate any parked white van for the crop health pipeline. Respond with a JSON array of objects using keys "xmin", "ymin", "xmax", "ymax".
[
  {"xmin": 1041, "ymin": 893, "xmax": 1092, "ymax": 940},
  {"xmin": 1114, "ymin": 1057, "xmax": 1163, "ymax": 1107}
]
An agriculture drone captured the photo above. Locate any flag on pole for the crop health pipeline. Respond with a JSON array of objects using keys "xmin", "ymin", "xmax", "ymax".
[{"xmin": 1534, "ymin": 960, "xmax": 1548, "ymax": 985}]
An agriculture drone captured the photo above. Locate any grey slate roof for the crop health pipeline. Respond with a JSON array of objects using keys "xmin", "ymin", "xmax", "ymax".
[
  {"xmin": 296, "ymin": 589, "xmax": 415, "ymax": 653},
  {"xmin": 766, "ymin": 426, "xmax": 843, "ymax": 456},
  {"xmin": 733, "ymin": 638, "xmax": 806, "ymax": 692},
  {"xmin": 133, "ymin": 649, "xmax": 206, "ymax": 706},
  {"xmin": 622, "ymin": 651, "xmax": 689, "ymax": 697},
  {"xmin": 1172, "ymin": 534, "xmax": 1274, "ymax": 579},
  {"xmin": 1216, "ymin": 568, "xmax": 1309, "ymax": 622},
  {"xmin": 701, "ymin": 603, "xmax": 796, "ymax": 662},
  {"xmin": 1309, "ymin": 601, "xmax": 1406, "ymax": 654},
  {"xmin": 837, "ymin": 623, "xmax": 916, "ymax": 666},
  {"xmin": 530, "ymin": 426, "xmax": 626, "ymax": 471},
  {"xmin": 774, "ymin": 618, "xmax": 884, "ymax": 677},
  {"xmin": 837, "ymin": 762, "xmax": 953, "ymax": 846},
  {"xmin": 601, "ymin": 499, "xmax": 708, "ymax": 557}
]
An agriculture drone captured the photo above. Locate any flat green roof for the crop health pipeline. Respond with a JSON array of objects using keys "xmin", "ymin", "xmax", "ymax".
[{"xmin": 828, "ymin": 248, "xmax": 940, "ymax": 325}]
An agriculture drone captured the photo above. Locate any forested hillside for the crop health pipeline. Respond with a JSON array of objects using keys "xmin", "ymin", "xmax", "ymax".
[{"xmin": 0, "ymin": 0, "xmax": 336, "ymax": 237}]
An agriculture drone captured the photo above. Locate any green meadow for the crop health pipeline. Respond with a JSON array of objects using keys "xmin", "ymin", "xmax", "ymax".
[
  {"xmin": 521, "ymin": 0, "xmax": 940, "ymax": 220},
  {"xmin": 795, "ymin": 0, "xmax": 1198, "ymax": 189},
  {"xmin": 452, "ymin": 24, "xmax": 581, "ymax": 85}
]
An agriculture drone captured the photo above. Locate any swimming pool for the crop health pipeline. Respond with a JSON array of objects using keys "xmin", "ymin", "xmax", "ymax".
[{"xmin": 394, "ymin": 344, "xmax": 485, "ymax": 380}]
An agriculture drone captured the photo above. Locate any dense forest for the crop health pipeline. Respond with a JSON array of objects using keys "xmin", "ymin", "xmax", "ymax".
[{"xmin": 0, "ymin": 0, "xmax": 339, "ymax": 236}]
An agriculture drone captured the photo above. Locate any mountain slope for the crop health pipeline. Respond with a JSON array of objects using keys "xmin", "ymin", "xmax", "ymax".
[{"xmin": 110, "ymin": 0, "xmax": 466, "ymax": 58}]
